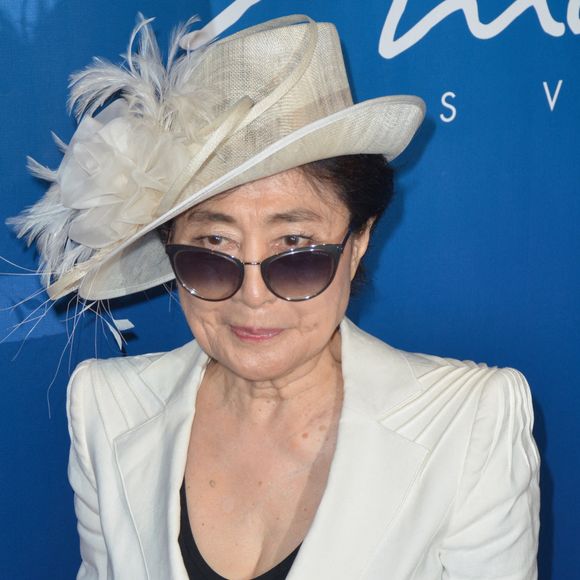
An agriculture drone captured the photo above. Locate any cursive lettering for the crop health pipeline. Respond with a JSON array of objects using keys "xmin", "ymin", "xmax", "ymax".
[
  {"xmin": 568, "ymin": 0, "xmax": 580, "ymax": 33},
  {"xmin": 380, "ymin": 0, "xmax": 578, "ymax": 59}
]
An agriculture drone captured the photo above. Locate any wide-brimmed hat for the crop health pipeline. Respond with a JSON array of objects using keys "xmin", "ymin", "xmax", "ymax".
[{"xmin": 9, "ymin": 14, "xmax": 425, "ymax": 301}]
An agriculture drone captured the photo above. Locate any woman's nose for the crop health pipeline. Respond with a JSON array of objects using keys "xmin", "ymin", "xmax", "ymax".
[{"xmin": 234, "ymin": 262, "xmax": 277, "ymax": 307}]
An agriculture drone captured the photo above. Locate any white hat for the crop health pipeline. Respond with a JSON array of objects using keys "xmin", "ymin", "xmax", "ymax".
[{"xmin": 8, "ymin": 14, "xmax": 425, "ymax": 301}]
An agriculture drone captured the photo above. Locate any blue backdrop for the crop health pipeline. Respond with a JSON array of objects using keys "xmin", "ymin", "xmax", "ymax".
[{"xmin": 0, "ymin": 1, "xmax": 577, "ymax": 578}]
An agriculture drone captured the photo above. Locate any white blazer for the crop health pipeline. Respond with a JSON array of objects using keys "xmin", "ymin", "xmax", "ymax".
[{"xmin": 67, "ymin": 318, "xmax": 540, "ymax": 579}]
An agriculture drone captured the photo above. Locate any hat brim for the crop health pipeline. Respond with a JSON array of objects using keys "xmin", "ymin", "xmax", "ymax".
[{"xmin": 78, "ymin": 95, "xmax": 425, "ymax": 300}]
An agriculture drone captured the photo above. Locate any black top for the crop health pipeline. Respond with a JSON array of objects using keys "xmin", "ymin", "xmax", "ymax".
[{"xmin": 179, "ymin": 481, "xmax": 301, "ymax": 579}]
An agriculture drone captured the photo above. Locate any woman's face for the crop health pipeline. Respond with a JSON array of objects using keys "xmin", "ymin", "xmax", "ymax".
[{"xmin": 171, "ymin": 168, "xmax": 371, "ymax": 383}]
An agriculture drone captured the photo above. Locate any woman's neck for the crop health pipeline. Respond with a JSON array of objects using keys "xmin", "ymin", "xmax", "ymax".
[{"xmin": 200, "ymin": 329, "xmax": 343, "ymax": 429}]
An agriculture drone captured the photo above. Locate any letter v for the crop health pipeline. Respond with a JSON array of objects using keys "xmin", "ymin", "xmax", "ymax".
[{"xmin": 543, "ymin": 80, "xmax": 563, "ymax": 111}]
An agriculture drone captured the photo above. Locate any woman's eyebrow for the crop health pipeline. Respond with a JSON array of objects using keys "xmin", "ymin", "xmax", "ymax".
[
  {"xmin": 185, "ymin": 208, "xmax": 324, "ymax": 225},
  {"xmin": 185, "ymin": 210, "xmax": 236, "ymax": 224},
  {"xmin": 266, "ymin": 209, "xmax": 323, "ymax": 224}
]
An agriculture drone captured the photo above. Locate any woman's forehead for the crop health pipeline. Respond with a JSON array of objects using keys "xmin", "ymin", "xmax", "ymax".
[{"xmin": 179, "ymin": 168, "xmax": 348, "ymax": 226}]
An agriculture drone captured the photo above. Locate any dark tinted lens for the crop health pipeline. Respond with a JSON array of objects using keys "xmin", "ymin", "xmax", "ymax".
[
  {"xmin": 265, "ymin": 250, "xmax": 335, "ymax": 300},
  {"xmin": 174, "ymin": 249, "xmax": 242, "ymax": 300}
]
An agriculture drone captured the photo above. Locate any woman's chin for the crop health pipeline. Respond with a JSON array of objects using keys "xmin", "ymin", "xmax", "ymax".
[
  {"xmin": 205, "ymin": 335, "xmax": 308, "ymax": 384},
  {"xmin": 219, "ymin": 350, "xmax": 299, "ymax": 383}
]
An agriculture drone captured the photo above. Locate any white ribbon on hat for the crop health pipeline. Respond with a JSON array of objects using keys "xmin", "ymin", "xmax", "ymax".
[{"xmin": 178, "ymin": 0, "xmax": 263, "ymax": 51}]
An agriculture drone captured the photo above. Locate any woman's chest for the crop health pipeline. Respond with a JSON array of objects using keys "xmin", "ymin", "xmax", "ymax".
[{"xmin": 183, "ymin": 411, "xmax": 338, "ymax": 577}]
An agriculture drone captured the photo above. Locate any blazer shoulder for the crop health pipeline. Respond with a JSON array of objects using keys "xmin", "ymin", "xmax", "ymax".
[
  {"xmin": 66, "ymin": 340, "xmax": 200, "ymax": 444},
  {"xmin": 383, "ymin": 349, "xmax": 538, "ymax": 494},
  {"xmin": 401, "ymin": 348, "xmax": 490, "ymax": 376},
  {"xmin": 67, "ymin": 351, "xmax": 167, "ymax": 416},
  {"xmin": 396, "ymin": 347, "xmax": 535, "ymax": 432},
  {"xmin": 341, "ymin": 319, "xmax": 534, "ymax": 422},
  {"xmin": 400, "ymin": 347, "xmax": 531, "ymax": 394},
  {"xmin": 342, "ymin": 319, "xmax": 533, "ymax": 406}
]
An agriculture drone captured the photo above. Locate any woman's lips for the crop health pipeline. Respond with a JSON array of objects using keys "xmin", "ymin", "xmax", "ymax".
[{"xmin": 230, "ymin": 326, "xmax": 284, "ymax": 342}]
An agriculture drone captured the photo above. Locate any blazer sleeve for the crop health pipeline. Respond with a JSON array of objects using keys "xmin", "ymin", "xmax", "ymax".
[
  {"xmin": 66, "ymin": 360, "xmax": 109, "ymax": 580},
  {"xmin": 439, "ymin": 367, "xmax": 540, "ymax": 579}
]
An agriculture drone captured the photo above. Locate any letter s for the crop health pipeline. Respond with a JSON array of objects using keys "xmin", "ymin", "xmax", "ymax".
[{"xmin": 440, "ymin": 91, "xmax": 457, "ymax": 123}]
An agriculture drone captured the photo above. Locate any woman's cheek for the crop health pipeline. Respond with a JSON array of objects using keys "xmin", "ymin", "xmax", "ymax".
[
  {"xmin": 176, "ymin": 267, "xmax": 350, "ymax": 381},
  {"xmin": 177, "ymin": 288, "xmax": 221, "ymax": 345}
]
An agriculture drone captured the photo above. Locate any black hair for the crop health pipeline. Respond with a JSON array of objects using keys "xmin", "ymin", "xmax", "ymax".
[
  {"xmin": 299, "ymin": 154, "xmax": 394, "ymax": 288},
  {"xmin": 300, "ymin": 154, "xmax": 393, "ymax": 232}
]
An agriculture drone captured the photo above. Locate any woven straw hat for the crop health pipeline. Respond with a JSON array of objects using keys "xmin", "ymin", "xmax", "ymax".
[{"xmin": 10, "ymin": 14, "xmax": 425, "ymax": 301}]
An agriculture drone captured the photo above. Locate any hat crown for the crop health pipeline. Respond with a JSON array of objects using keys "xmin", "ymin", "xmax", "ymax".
[
  {"xmin": 197, "ymin": 20, "xmax": 353, "ymax": 121},
  {"xmin": 171, "ymin": 18, "xmax": 354, "ymax": 200}
]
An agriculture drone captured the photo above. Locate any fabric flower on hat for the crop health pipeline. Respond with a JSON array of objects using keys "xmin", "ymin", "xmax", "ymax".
[
  {"xmin": 58, "ymin": 102, "xmax": 191, "ymax": 249},
  {"xmin": 8, "ymin": 100, "xmax": 192, "ymax": 288}
]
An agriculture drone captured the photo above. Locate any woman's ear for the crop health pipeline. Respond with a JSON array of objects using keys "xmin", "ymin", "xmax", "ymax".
[{"xmin": 349, "ymin": 218, "xmax": 375, "ymax": 280}]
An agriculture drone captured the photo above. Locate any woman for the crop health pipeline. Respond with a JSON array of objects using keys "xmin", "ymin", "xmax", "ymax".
[{"xmin": 10, "ymin": 13, "xmax": 539, "ymax": 580}]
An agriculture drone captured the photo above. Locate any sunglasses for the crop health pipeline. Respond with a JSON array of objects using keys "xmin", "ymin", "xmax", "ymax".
[{"xmin": 166, "ymin": 229, "xmax": 352, "ymax": 302}]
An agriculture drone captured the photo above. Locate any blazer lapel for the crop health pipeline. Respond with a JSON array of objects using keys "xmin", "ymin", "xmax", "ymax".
[
  {"xmin": 113, "ymin": 341, "xmax": 210, "ymax": 580},
  {"xmin": 288, "ymin": 319, "xmax": 429, "ymax": 579}
]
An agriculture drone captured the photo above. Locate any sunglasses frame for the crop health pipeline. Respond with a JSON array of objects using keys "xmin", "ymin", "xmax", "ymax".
[{"xmin": 166, "ymin": 228, "xmax": 353, "ymax": 302}]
